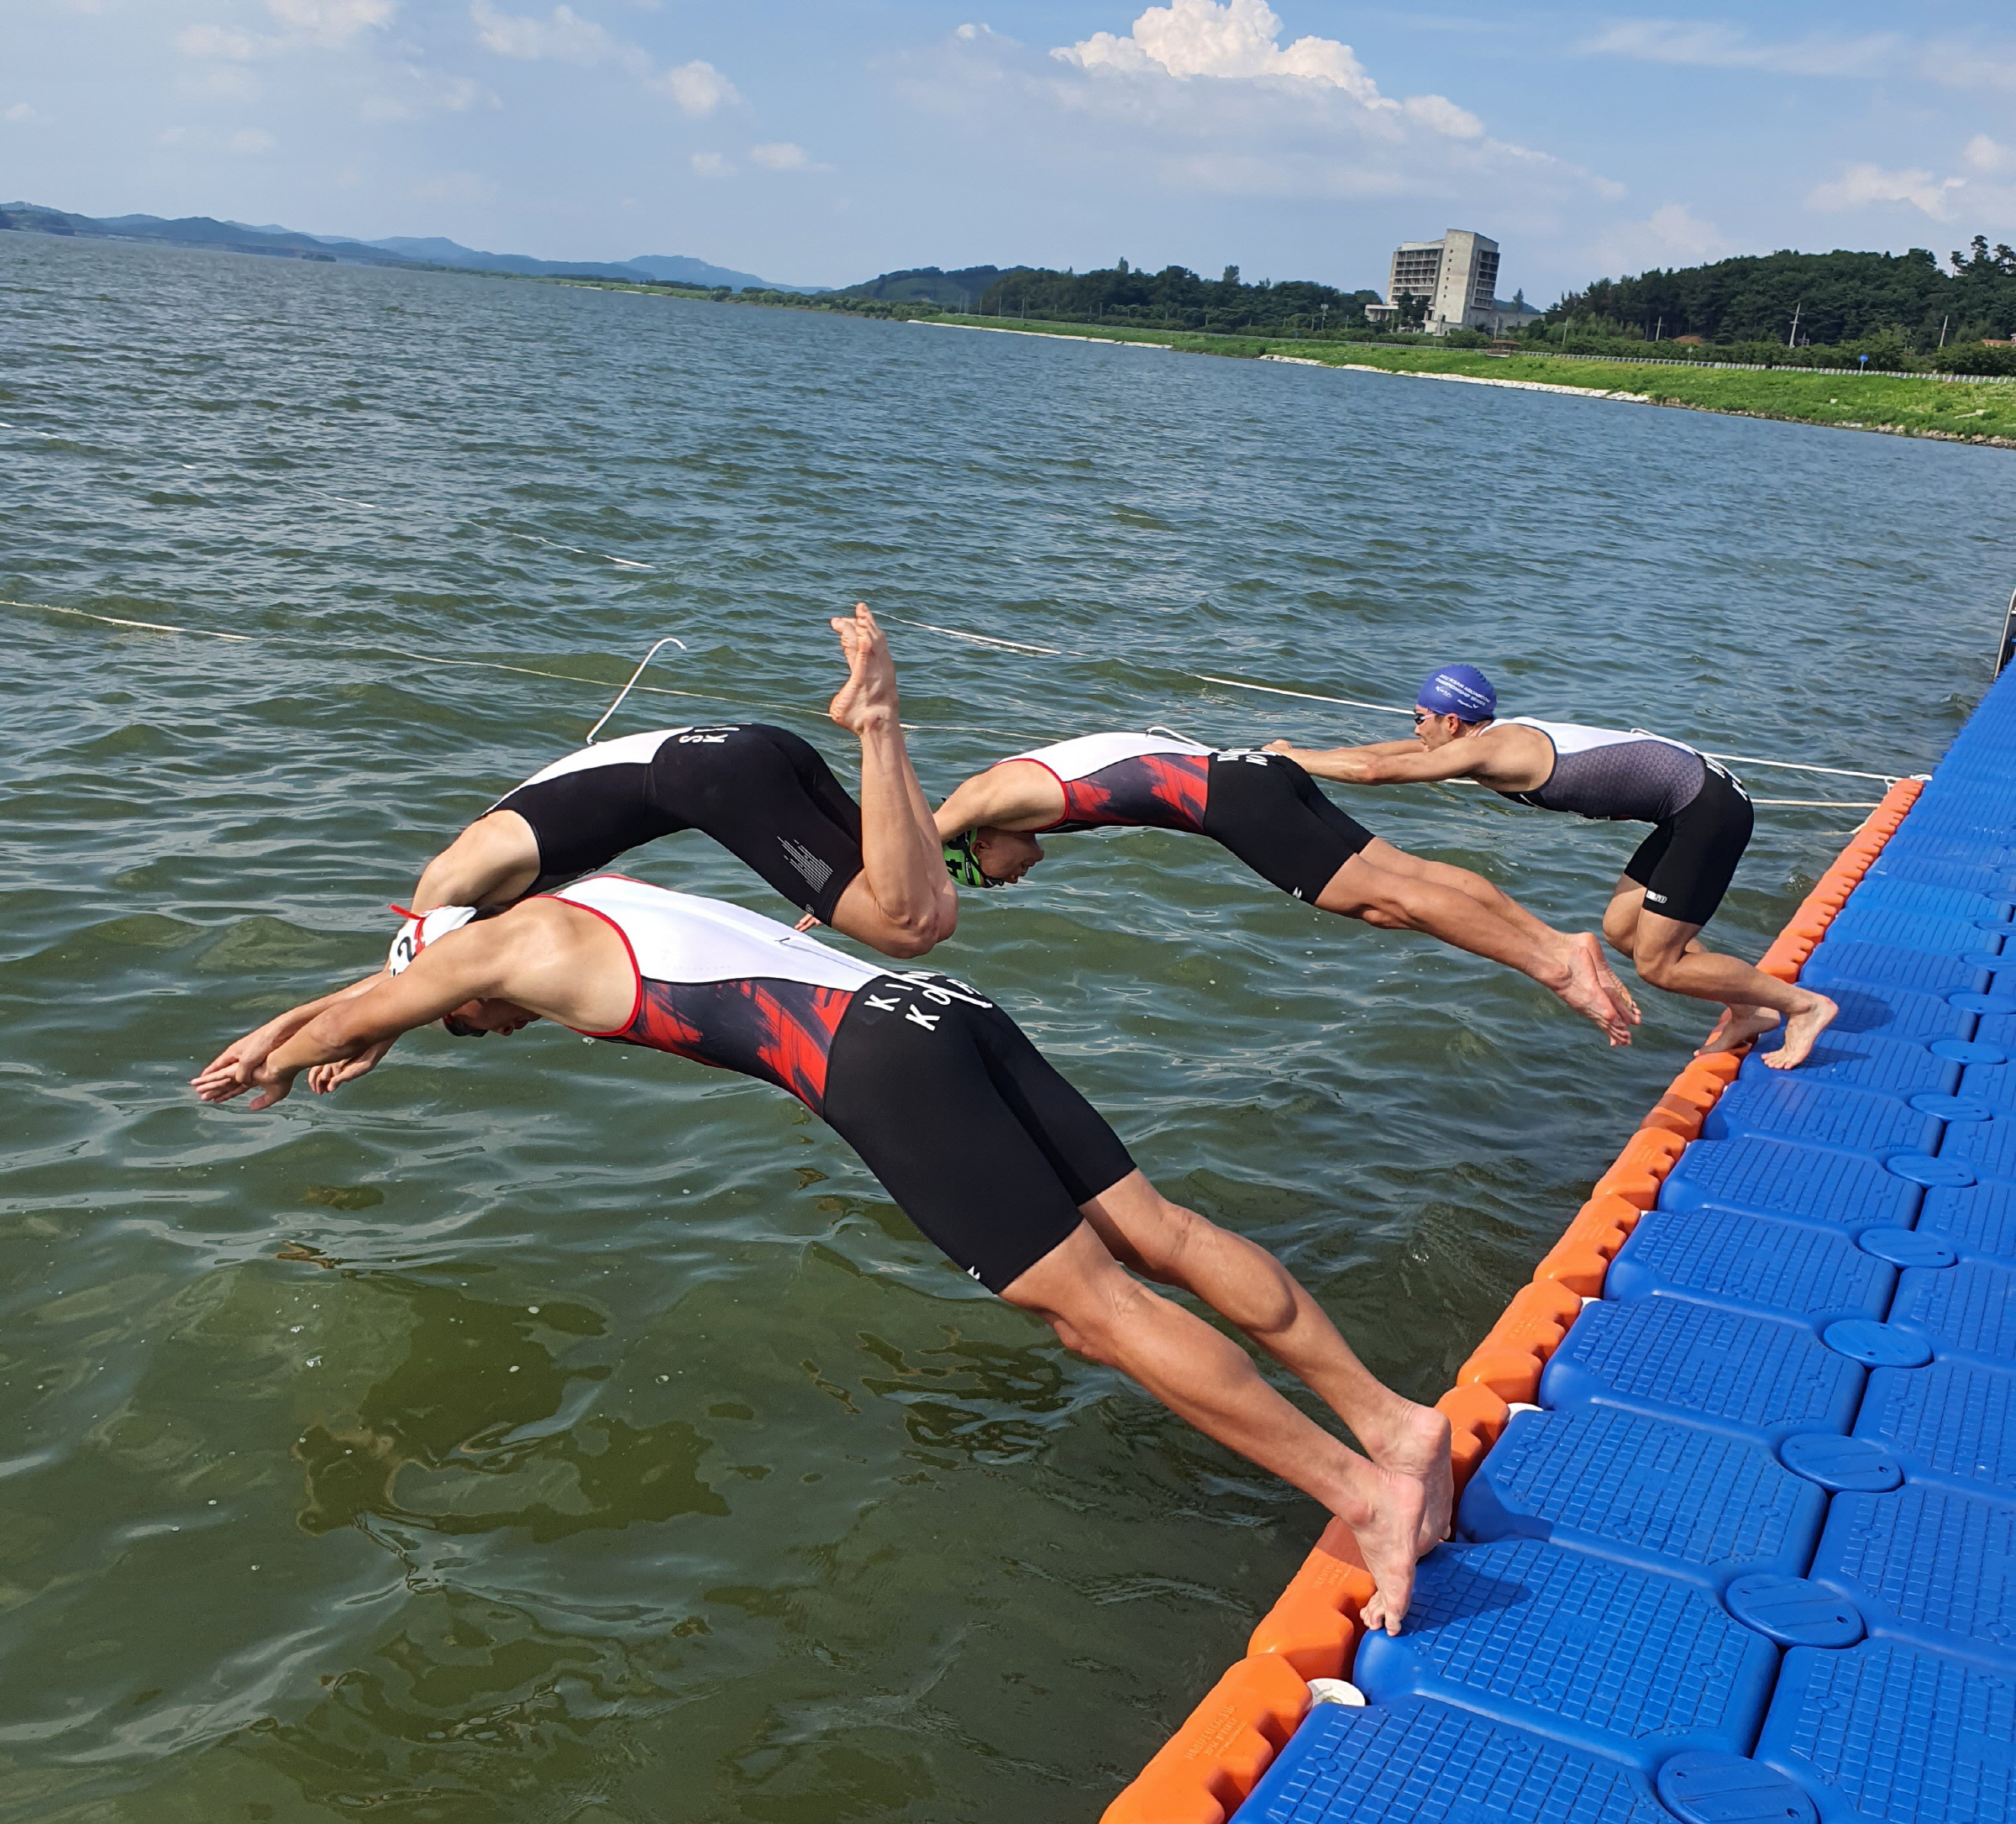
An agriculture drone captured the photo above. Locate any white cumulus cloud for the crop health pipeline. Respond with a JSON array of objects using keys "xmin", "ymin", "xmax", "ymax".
[
  {"xmin": 690, "ymin": 150, "xmax": 731, "ymax": 176},
  {"xmin": 1584, "ymin": 202, "xmax": 1730, "ymax": 274},
  {"xmin": 4, "ymin": 102, "xmax": 39, "ymax": 124},
  {"xmin": 470, "ymin": 2, "xmax": 645, "ymax": 71},
  {"xmin": 176, "ymin": 0, "xmax": 392, "ymax": 61},
  {"xmin": 1806, "ymin": 161, "xmax": 1966, "ymax": 220},
  {"xmin": 654, "ymin": 58, "xmax": 736, "ymax": 113},
  {"xmin": 1056, "ymin": 0, "xmax": 1481, "ymax": 137},
  {"xmin": 470, "ymin": 4, "xmax": 738, "ymax": 110},
  {"xmin": 748, "ymin": 140, "xmax": 807, "ymax": 170}
]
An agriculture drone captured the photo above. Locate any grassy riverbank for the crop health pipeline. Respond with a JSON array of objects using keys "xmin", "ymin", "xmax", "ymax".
[
  {"xmin": 926, "ymin": 313, "xmax": 2016, "ymax": 446},
  {"xmin": 541, "ymin": 278, "xmax": 2016, "ymax": 447}
]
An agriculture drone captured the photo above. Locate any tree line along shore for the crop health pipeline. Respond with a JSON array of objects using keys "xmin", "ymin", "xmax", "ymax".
[{"xmin": 542, "ymin": 274, "xmax": 2016, "ymax": 450}]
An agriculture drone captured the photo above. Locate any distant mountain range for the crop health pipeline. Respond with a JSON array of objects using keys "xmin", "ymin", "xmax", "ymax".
[{"xmin": 0, "ymin": 201, "xmax": 823, "ymax": 292}]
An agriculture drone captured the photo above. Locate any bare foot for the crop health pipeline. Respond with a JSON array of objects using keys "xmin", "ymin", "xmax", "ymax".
[
  {"xmin": 1362, "ymin": 1400, "xmax": 1453, "ymax": 1554},
  {"xmin": 1697, "ymin": 1004, "xmax": 1779, "ymax": 1058},
  {"xmin": 827, "ymin": 602, "xmax": 899, "ymax": 734},
  {"xmin": 1341, "ymin": 1463, "xmax": 1431, "ymax": 1637},
  {"xmin": 1764, "ymin": 991, "xmax": 1837, "ymax": 1070},
  {"xmin": 1551, "ymin": 934, "xmax": 1633, "ymax": 1045}
]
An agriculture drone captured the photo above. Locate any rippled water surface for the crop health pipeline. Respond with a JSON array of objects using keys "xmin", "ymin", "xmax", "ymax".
[{"xmin": 1, "ymin": 233, "xmax": 2008, "ymax": 1822}]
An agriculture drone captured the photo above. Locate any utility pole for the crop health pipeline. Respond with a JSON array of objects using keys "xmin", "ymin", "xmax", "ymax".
[
  {"xmin": 1654, "ymin": 315, "xmax": 1663, "ymax": 342},
  {"xmin": 1788, "ymin": 301, "xmax": 1803, "ymax": 349},
  {"xmin": 1939, "ymin": 315, "xmax": 1950, "ymax": 350}
]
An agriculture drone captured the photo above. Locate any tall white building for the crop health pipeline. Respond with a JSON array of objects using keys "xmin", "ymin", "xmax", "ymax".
[{"xmin": 1368, "ymin": 229, "xmax": 1502, "ymax": 334}]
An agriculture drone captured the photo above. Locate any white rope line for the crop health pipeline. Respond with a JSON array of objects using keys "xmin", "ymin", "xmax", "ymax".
[
  {"xmin": 2, "ymin": 597, "xmax": 255, "ymax": 643},
  {"xmin": 883, "ymin": 616, "xmax": 1065, "ymax": 657},
  {"xmin": 0, "ymin": 594, "xmax": 1914, "ymax": 813},
  {"xmin": 892, "ymin": 623, "xmax": 1914, "ymax": 787},
  {"xmin": 509, "ymin": 532, "xmax": 654, "ymax": 570},
  {"xmin": 1193, "ymin": 674, "xmax": 1413, "ymax": 716}
]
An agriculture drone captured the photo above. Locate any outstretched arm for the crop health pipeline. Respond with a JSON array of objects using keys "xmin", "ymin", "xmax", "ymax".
[
  {"xmin": 1265, "ymin": 738, "xmax": 1487, "ymax": 786},
  {"xmin": 193, "ymin": 935, "xmax": 518, "ymax": 1111},
  {"xmin": 933, "ymin": 760, "xmax": 1065, "ymax": 838},
  {"xmin": 195, "ymin": 970, "xmax": 386, "ymax": 1086}
]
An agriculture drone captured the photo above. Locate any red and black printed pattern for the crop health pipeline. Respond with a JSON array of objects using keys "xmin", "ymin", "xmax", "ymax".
[
  {"xmin": 1054, "ymin": 753, "xmax": 1212, "ymax": 833},
  {"xmin": 617, "ymin": 976, "xmax": 854, "ymax": 1114}
]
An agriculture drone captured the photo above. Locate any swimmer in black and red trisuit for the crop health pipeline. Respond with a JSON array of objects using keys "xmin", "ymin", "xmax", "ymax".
[
  {"xmin": 931, "ymin": 731, "xmax": 1640, "ymax": 1045},
  {"xmin": 208, "ymin": 603, "xmax": 960, "ymax": 1096},
  {"xmin": 190, "ymin": 873, "xmax": 1452, "ymax": 1632},
  {"xmin": 1268, "ymin": 665, "xmax": 1838, "ymax": 1068}
]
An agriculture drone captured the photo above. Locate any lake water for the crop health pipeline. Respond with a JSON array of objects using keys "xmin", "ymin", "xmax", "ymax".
[{"xmin": 0, "ymin": 230, "xmax": 2006, "ymax": 1822}]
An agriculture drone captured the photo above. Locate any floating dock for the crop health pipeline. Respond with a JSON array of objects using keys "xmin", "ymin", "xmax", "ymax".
[{"xmin": 1106, "ymin": 674, "xmax": 2016, "ymax": 1823}]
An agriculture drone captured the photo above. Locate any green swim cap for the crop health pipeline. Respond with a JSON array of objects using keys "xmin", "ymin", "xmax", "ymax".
[{"xmin": 943, "ymin": 833, "xmax": 1000, "ymax": 889}]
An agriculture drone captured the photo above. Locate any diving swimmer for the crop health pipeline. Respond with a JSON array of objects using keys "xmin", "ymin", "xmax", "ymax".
[
  {"xmin": 190, "ymin": 875, "xmax": 1452, "ymax": 1632},
  {"xmin": 932, "ymin": 732, "xmax": 1639, "ymax": 1044},
  {"xmin": 211, "ymin": 602, "xmax": 959, "ymax": 1096},
  {"xmin": 1267, "ymin": 665, "xmax": 1837, "ymax": 1069}
]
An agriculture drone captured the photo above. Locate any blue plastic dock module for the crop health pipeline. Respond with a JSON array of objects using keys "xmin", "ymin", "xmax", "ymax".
[
  {"xmin": 1886, "ymin": 1259, "xmax": 2016, "ymax": 1369},
  {"xmin": 1818, "ymin": 980, "xmax": 1977, "ymax": 1045},
  {"xmin": 1457, "ymin": 1406, "xmax": 1828, "ymax": 1591},
  {"xmin": 1823, "ymin": 907, "xmax": 2001, "ymax": 956},
  {"xmin": 1230, "ymin": 1698, "xmax": 1669, "ymax": 1824},
  {"xmin": 1865, "ymin": 854, "xmax": 2016, "ymax": 895},
  {"xmin": 1540, "ymin": 1299, "xmax": 1866, "ymax": 1443},
  {"xmin": 1840, "ymin": 875, "xmax": 2013, "ymax": 923},
  {"xmin": 1754, "ymin": 1640, "xmax": 2016, "ymax": 1824},
  {"xmin": 1809, "ymin": 1483, "xmax": 2016, "ymax": 1674},
  {"xmin": 1799, "ymin": 938, "xmax": 1989, "ymax": 997},
  {"xmin": 1352, "ymin": 1539, "xmax": 1780, "ymax": 1773},
  {"xmin": 1701, "ymin": 1078, "xmax": 1939, "ymax": 1158},
  {"xmin": 1604, "ymin": 1209, "xmax": 1895, "ymax": 1330},
  {"xmin": 1940, "ymin": 1112, "xmax": 2016, "ymax": 1182},
  {"xmin": 1741, "ymin": 1028, "xmax": 1957, "ymax": 1098},
  {"xmin": 1658, "ymin": 1137, "xmax": 1921, "ymax": 1233},
  {"xmin": 1919, "ymin": 1180, "xmax": 2016, "ymax": 1268},
  {"xmin": 1855, "ymin": 1359, "xmax": 2016, "ymax": 1501}
]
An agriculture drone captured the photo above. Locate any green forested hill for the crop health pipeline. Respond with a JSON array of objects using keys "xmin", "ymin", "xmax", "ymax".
[
  {"xmin": 969, "ymin": 261, "xmax": 1380, "ymax": 334},
  {"xmin": 1556, "ymin": 239, "xmax": 2016, "ymax": 345}
]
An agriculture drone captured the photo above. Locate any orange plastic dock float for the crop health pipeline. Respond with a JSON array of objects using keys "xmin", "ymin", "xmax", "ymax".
[{"xmin": 1100, "ymin": 765, "xmax": 1997, "ymax": 1824}]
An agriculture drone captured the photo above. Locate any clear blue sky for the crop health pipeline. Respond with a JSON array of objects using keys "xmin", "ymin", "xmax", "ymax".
[{"xmin": 8, "ymin": 0, "xmax": 2014, "ymax": 297}]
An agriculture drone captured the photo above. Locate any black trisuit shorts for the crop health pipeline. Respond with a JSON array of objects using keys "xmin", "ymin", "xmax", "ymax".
[
  {"xmin": 1202, "ymin": 753, "xmax": 1376, "ymax": 904},
  {"xmin": 493, "ymin": 724, "xmax": 866, "ymax": 924},
  {"xmin": 1622, "ymin": 765, "xmax": 1755, "ymax": 928},
  {"xmin": 822, "ymin": 973, "xmax": 1137, "ymax": 1293}
]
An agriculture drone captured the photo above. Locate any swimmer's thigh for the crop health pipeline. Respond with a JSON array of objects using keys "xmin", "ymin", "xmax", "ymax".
[
  {"xmin": 492, "ymin": 756, "xmax": 669, "ymax": 891},
  {"xmin": 822, "ymin": 990, "xmax": 1131, "ymax": 1291},
  {"xmin": 1202, "ymin": 754, "xmax": 1375, "ymax": 903},
  {"xmin": 1624, "ymin": 770, "xmax": 1753, "ymax": 929},
  {"xmin": 657, "ymin": 724, "xmax": 865, "ymax": 923}
]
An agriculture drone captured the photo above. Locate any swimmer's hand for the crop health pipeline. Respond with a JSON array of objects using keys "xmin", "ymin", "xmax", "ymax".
[
  {"xmin": 191, "ymin": 1056, "xmax": 297, "ymax": 1111},
  {"xmin": 1263, "ymin": 739, "xmax": 1307, "ymax": 761},
  {"xmin": 794, "ymin": 912, "xmax": 822, "ymax": 933},
  {"xmin": 307, "ymin": 1038, "xmax": 395, "ymax": 1095}
]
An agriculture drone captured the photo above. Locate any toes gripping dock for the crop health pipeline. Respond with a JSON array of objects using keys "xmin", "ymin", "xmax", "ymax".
[{"xmin": 1105, "ymin": 676, "xmax": 2016, "ymax": 1824}]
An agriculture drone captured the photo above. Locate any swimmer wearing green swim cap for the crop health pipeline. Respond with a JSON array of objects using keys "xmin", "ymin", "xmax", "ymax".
[
  {"xmin": 932, "ymin": 730, "xmax": 1639, "ymax": 1046},
  {"xmin": 1268, "ymin": 667, "xmax": 1839, "ymax": 1070}
]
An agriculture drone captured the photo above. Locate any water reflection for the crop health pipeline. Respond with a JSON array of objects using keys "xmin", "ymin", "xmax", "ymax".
[{"xmin": 296, "ymin": 1277, "xmax": 727, "ymax": 1542}]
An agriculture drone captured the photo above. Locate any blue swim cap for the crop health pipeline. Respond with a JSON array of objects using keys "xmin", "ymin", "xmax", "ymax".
[{"xmin": 1417, "ymin": 665, "xmax": 1496, "ymax": 721}]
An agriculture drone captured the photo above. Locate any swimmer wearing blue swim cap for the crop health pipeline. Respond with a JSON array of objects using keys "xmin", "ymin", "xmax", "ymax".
[
  {"xmin": 1267, "ymin": 666, "xmax": 1840, "ymax": 1070},
  {"xmin": 1415, "ymin": 665, "xmax": 1497, "ymax": 723}
]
